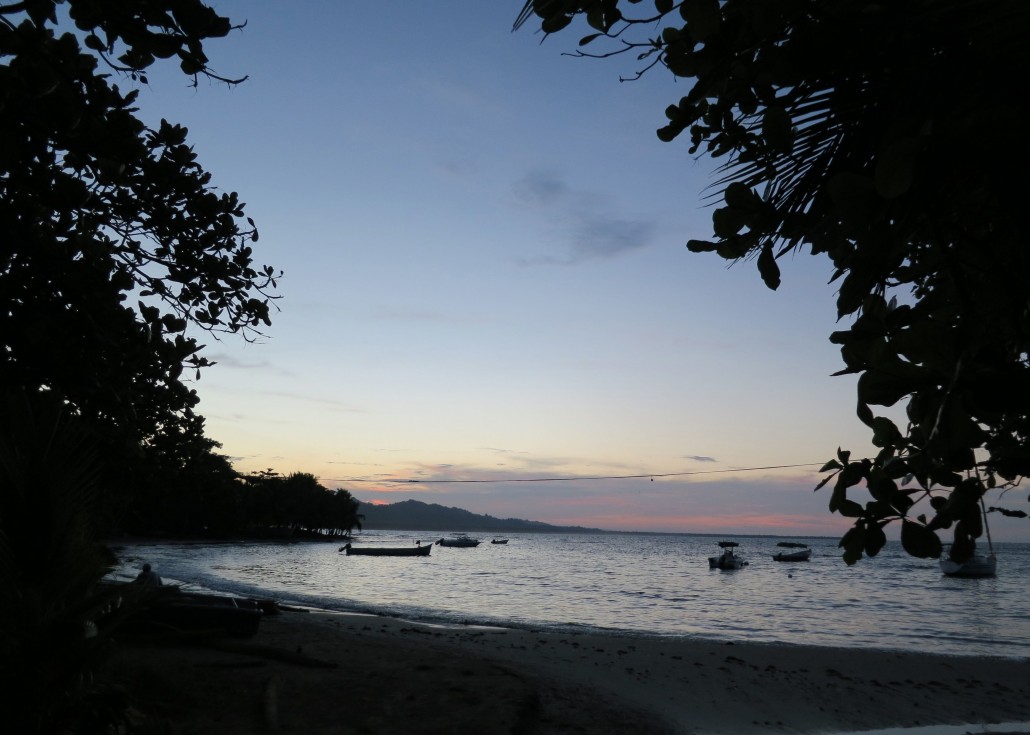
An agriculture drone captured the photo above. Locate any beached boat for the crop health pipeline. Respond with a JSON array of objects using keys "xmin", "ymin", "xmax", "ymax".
[
  {"xmin": 438, "ymin": 535, "xmax": 481, "ymax": 547},
  {"xmin": 708, "ymin": 541, "xmax": 748, "ymax": 570},
  {"xmin": 341, "ymin": 542, "xmax": 432, "ymax": 557},
  {"xmin": 119, "ymin": 589, "xmax": 263, "ymax": 638},
  {"xmin": 772, "ymin": 542, "xmax": 812, "ymax": 562},
  {"xmin": 491, "ymin": 538, "xmax": 509, "ymax": 545}
]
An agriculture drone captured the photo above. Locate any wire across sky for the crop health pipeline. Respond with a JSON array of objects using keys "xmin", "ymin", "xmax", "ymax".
[{"xmin": 323, "ymin": 462, "xmax": 826, "ymax": 485}]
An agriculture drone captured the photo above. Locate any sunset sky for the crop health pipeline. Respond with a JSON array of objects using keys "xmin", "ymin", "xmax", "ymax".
[{"xmin": 117, "ymin": 1, "xmax": 1022, "ymax": 541}]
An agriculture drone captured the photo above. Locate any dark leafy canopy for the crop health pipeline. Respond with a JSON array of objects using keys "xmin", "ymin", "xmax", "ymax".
[
  {"xmin": 0, "ymin": 0, "xmax": 280, "ymax": 450},
  {"xmin": 0, "ymin": 390, "xmax": 119, "ymax": 734},
  {"xmin": 240, "ymin": 472, "xmax": 364, "ymax": 539},
  {"xmin": 517, "ymin": 0, "xmax": 1030, "ymax": 563}
]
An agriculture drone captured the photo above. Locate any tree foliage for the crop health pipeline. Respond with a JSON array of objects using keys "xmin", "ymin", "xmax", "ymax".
[
  {"xmin": 0, "ymin": 0, "xmax": 280, "ymax": 452},
  {"xmin": 0, "ymin": 389, "xmax": 121, "ymax": 733},
  {"xmin": 117, "ymin": 467, "xmax": 364, "ymax": 540},
  {"xmin": 240, "ymin": 471, "xmax": 365, "ymax": 539},
  {"xmin": 516, "ymin": 0, "xmax": 1030, "ymax": 562}
]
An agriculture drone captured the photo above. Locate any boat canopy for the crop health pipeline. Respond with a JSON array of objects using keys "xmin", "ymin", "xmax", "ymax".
[{"xmin": 718, "ymin": 541, "xmax": 739, "ymax": 548}]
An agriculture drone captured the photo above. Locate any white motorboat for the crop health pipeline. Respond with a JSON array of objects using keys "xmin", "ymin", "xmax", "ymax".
[
  {"xmin": 437, "ymin": 535, "xmax": 481, "ymax": 548},
  {"xmin": 940, "ymin": 498, "xmax": 997, "ymax": 578},
  {"xmin": 708, "ymin": 541, "xmax": 748, "ymax": 570},
  {"xmin": 940, "ymin": 551, "xmax": 996, "ymax": 578}
]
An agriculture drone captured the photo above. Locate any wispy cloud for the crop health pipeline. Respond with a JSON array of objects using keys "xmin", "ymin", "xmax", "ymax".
[
  {"xmin": 367, "ymin": 306, "xmax": 453, "ymax": 322},
  {"xmin": 683, "ymin": 455, "xmax": 717, "ymax": 462},
  {"xmin": 513, "ymin": 171, "xmax": 654, "ymax": 265},
  {"xmin": 259, "ymin": 390, "xmax": 364, "ymax": 413},
  {"xmin": 205, "ymin": 351, "xmax": 293, "ymax": 376},
  {"xmin": 481, "ymin": 447, "xmax": 531, "ymax": 455}
]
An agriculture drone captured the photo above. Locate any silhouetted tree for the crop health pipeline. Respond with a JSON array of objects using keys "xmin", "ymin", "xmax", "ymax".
[
  {"xmin": 0, "ymin": 390, "xmax": 122, "ymax": 733},
  {"xmin": 2, "ymin": 4, "xmax": 276, "ymax": 728},
  {"xmin": 1, "ymin": 0, "xmax": 280, "ymax": 461},
  {"xmin": 516, "ymin": 0, "xmax": 1030, "ymax": 562},
  {"xmin": 239, "ymin": 472, "xmax": 362, "ymax": 538}
]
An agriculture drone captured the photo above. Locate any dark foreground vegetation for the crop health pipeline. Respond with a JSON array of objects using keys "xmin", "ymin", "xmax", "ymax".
[
  {"xmin": 518, "ymin": 0, "xmax": 1030, "ymax": 562},
  {"xmin": 3, "ymin": 0, "xmax": 1029, "ymax": 731}
]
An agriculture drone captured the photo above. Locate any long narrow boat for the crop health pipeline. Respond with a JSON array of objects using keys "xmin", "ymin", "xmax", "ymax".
[
  {"xmin": 772, "ymin": 542, "xmax": 812, "ymax": 562},
  {"xmin": 114, "ymin": 588, "xmax": 264, "ymax": 638},
  {"xmin": 341, "ymin": 543, "xmax": 431, "ymax": 557}
]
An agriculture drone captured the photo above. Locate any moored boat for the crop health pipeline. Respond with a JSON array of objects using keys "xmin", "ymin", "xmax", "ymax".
[
  {"xmin": 708, "ymin": 541, "xmax": 748, "ymax": 570},
  {"xmin": 438, "ymin": 535, "xmax": 481, "ymax": 547},
  {"xmin": 772, "ymin": 542, "xmax": 812, "ymax": 562},
  {"xmin": 939, "ymin": 498, "xmax": 997, "ymax": 578},
  {"xmin": 491, "ymin": 538, "xmax": 509, "ymax": 545},
  {"xmin": 940, "ymin": 552, "xmax": 996, "ymax": 578},
  {"xmin": 341, "ymin": 542, "xmax": 432, "ymax": 557}
]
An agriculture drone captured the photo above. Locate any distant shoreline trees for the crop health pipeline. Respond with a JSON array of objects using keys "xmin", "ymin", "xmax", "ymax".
[{"xmin": 117, "ymin": 463, "xmax": 365, "ymax": 541}]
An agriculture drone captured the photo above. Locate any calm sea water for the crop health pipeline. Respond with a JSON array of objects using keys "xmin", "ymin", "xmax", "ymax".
[{"xmin": 110, "ymin": 532, "xmax": 1030, "ymax": 658}]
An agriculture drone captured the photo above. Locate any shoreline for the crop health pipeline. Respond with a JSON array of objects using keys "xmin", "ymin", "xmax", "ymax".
[
  {"xmin": 110, "ymin": 537, "xmax": 1030, "ymax": 661},
  {"xmin": 111, "ymin": 571, "xmax": 1030, "ymax": 663},
  {"xmin": 100, "ymin": 604, "xmax": 1030, "ymax": 735}
]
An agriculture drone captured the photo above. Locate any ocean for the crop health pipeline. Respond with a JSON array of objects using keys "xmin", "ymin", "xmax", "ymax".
[{"xmin": 109, "ymin": 531, "xmax": 1030, "ymax": 658}]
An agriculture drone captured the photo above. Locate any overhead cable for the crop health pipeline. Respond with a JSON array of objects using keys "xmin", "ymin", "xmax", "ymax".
[{"xmin": 322, "ymin": 462, "xmax": 824, "ymax": 485}]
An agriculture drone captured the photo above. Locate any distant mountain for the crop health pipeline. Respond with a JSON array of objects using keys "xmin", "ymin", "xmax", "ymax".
[{"xmin": 355, "ymin": 499, "xmax": 604, "ymax": 534}]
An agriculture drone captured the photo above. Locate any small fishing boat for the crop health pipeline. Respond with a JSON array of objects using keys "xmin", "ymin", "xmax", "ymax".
[
  {"xmin": 437, "ymin": 535, "xmax": 481, "ymax": 547},
  {"xmin": 772, "ymin": 542, "xmax": 812, "ymax": 562},
  {"xmin": 940, "ymin": 498, "xmax": 997, "ymax": 578},
  {"xmin": 491, "ymin": 538, "xmax": 509, "ymax": 545},
  {"xmin": 708, "ymin": 541, "xmax": 748, "ymax": 570},
  {"xmin": 940, "ymin": 551, "xmax": 996, "ymax": 578},
  {"xmin": 340, "ymin": 542, "xmax": 432, "ymax": 557}
]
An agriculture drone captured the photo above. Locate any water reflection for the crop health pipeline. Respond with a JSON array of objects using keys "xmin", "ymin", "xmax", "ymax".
[{"xmin": 113, "ymin": 533, "xmax": 1030, "ymax": 657}]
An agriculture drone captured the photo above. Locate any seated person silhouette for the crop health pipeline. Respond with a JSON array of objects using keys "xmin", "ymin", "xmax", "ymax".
[{"xmin": 135, "ymin": 563, "xmax": 163, "ymax": 586}]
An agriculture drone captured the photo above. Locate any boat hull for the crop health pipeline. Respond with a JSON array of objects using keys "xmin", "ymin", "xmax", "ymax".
[
  {"xmin": 121, "ymin": 592, "xmax": 263, "ymax": 638},
  {"xmin": 438, "ymin": 538, "xmax": 480, "ymax": 547},
  {"xmin": 940, "ymin": 554, "xmax": 996, "ymax": 578},
  {"xmin": 772, "ymin": 549, "xmax": 812, "ymax": 562},
  {"xmin": 343, "ymin": 544, "xmax": 431, "ymax": 557},
  {"xmin": 709, "ymin": 554, "xmax": 747, "ymax": 570}
]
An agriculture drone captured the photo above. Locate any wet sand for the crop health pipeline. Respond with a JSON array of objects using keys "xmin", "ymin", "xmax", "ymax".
[{"xmin": 99, "ymin": 607, "xmax": 1030, "ymax": 734}]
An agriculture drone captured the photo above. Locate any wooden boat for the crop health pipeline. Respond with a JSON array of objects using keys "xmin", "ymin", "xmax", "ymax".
[
  {"xmin": 119, "ymin": 589, "xmax": 263, "ymax": 638},
  {"xmin": 772, "ymin": 542, "xmax": 812, "ymax": 562},
  {"xmin": 708, "ymin": 541, "xmax": 748, "ymax": 570},
  {"xmin": 341, "ymin": 542, "xmax": 431, "ymax": 557},
  {"xmin": 491, "ymin": 538, "xmax": 509, "ymax": 545},
  {"xmin": 437, "ymin": 535, "xmax": 481, "ymax": 547}
]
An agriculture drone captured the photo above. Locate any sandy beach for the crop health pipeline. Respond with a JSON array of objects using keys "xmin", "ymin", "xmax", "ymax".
[{"xmin": 97, "ymin": 604, "xmax": 1030, "ymax": 734}]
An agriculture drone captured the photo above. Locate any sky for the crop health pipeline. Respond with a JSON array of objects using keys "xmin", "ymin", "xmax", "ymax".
[{"xmin": 109, "ymin": 1, "xmax": 1022, "ymax": 541}]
